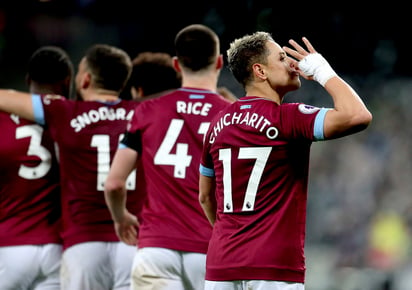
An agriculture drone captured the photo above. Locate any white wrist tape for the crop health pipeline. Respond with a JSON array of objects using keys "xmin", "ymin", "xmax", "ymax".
[{"xmin": 298, "ymin": 53, "xmax": 337, "ymax": 86}]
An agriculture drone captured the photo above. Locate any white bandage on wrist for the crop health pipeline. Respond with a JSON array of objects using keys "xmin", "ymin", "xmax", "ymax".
[{"xmin": 298, "ymin": 53, "xmax": 337, "ymax": 86}]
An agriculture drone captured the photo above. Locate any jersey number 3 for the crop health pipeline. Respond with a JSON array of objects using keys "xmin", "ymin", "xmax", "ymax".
[{"xmin": 16, "ymin": 124, "xmax": 51, "ymax": 180}]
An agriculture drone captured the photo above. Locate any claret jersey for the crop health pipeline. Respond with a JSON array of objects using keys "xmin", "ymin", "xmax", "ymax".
[
  {"xmin": 199, "ymin": 96, "xmax": 328, "ymax": 283},
  {"xmin": 32, "ymin": 94, "xmax": 141, "ymax": 250},
  {"xmin": 0, "ymin": 112, "xmax": 61, "ymax": 246},
  {"xmin": 121, "ymin": 87, "xmax": 232, "ymax": 254}
]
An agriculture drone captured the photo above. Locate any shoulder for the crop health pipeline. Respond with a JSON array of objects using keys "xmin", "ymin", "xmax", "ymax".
[
  {"xmin": 40, "ymin": 94, "xmax": 73, "ymax": 113},
  {"xmin": 281, "ymin": 102, "xmax": 321, "ymax": 115},
  {"xmin": 119, "ymin": 99, "xmax": 140, "ymax": 109}
]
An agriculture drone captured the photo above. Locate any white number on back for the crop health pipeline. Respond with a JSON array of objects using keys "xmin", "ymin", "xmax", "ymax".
[
  {"xmin": 16, "ymin": 124, "xmax": 51, "ymax": 179},
  {"xmin": 91, "ymin": 134, "xmax": 136, "ymax": 191},
  {"xmin": 154, "ymin": 118, "xmax": 210, "ymax": 178},
  {"xmin": 219, "ymin": 147, "xmax": 271, "ymax": 212}
]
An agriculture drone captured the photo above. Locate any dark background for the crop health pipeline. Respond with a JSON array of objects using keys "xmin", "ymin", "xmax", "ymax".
[{"xmin": 0, "ymin": 1, "xmax": 409, "ymax": 91}]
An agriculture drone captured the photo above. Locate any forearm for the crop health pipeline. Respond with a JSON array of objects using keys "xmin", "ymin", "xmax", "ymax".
[
  {"xmin": 104, "ymin": 183, "xmax": 128, "ymax": 223},
  {"xmin": 323, "ymin": 77, "xmax": 372, "ymax": 138},
  {"xmin": 104, "ymin": 147, "xmax": 138, "ymax": 222},
  {"xmin": 200, "ymin": 196, "xmax": 217, "ymax": 225},
  {"xmin": 325, "ymin": 77, "xmax": 368, "ymax": 114},
  {"xmin": 199, "ymin": 174, "xmax": 217, "ymax": 225},
  {"xmin": 289, "ymin": 42, "xmax": 372, "ymax": 138},
  {"xmin": 0, "ymin": 89, "xmax": 35, "ymax": 121}
]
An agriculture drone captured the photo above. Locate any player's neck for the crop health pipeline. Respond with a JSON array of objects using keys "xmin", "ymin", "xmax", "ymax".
[
  {"xmin": 83, "ymin": 89, "xmax": 119, "ymax": 102},
  {"xmin": 29, "ymin": 83, "xmax": 65, "ymax": 97},
  {"xmin": 245, "ymin": 86, "xmax": 281, "ymax": 104},
  {"xmin": 181, "ymin": 72, "xmax": 218, "ymax": 92}
]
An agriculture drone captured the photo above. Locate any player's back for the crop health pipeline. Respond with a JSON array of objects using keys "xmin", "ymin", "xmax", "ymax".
[
  {"xmin": 34, "ymin": 94, "xmax": 140, "ymax": 249},
  {"xmin": 201, "ymin": 96, "xmax": 321, "ymax": 282},
  {"xmin": 0, "ymin": 111, "xmax": 61, "ymax": 246},
  {"xmin": 130, "ymin": 87, "xmax": 231, "ymax": 253}
]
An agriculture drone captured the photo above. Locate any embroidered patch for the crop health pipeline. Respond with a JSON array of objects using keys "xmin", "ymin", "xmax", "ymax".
[{"xmin": 298, "ymin": 104, "xmax": 320, "ymax": 114}]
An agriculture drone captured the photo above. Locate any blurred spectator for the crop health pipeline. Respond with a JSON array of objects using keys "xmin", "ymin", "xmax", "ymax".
[{"xmin": 121, "ymin": 51, "xmax": 181, "ymax": 100}]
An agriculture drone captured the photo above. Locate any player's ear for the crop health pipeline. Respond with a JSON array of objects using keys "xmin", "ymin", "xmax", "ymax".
[
  {"xmin": 131, "ymin": 86, "xmax": 144, "ymax": 100},
  {"xmin": 252, "ymin": 63, "xmax": 266, "ymax": 80},
  {"xmin": 172, "ymin": 56, "xmax": 181, "ymax": 73},
  {"xmin": 216, "ymin": 54, "xmax": 223, "ymax": 70},
  {"xmin": 81, "ymin": 72, "xmax": 91, "ymax": 89}
]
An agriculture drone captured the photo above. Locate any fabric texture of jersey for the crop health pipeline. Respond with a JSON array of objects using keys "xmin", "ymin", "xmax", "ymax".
[
  {"xmin": 122, "ymin": 87, "xmax": 231, "ymax": 254},
  {"xmin": 0, "ymin": 112, "xmax": 61, "ymax": 246},
  {"xmin": 33, "ymin": 94, "xmax": 141, "ymax": 250},
  {"xmin": 199, "ymin": 96, "xmax": 323, "ymax": 283}
]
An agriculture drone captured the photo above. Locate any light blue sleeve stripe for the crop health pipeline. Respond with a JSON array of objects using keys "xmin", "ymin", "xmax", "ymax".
[
  {"xmin": 199, "ymin": 164, "xmax": 215, "ymax": 177},
  {"xmin": 32, "ymin": 94, "xmax": 46, "ymax": 125},
  {"xmin": 313, "ymin": 108, "xmax": 330, "ymax": 141},
  {"xmin": 118, "ymin": 143, "xmax": 128, "ymax": 149}
]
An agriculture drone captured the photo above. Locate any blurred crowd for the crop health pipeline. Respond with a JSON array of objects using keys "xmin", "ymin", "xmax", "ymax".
[{"xmin": 298, "ymin": 72, "xmax": 412, "ymax": 289}]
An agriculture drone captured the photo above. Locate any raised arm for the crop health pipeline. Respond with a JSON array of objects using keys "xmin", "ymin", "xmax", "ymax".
[
  {"xmin": 283, "ymin": 37, "xmax": 372, "ymax": 139},
  {"xmin": 0, "ymin": 89, "xmax": 35, "ymax": 121}
]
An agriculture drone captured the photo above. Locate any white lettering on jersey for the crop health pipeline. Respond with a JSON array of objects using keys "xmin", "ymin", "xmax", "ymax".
[
  {"xmin": 176, "ymin": 101, "xmax": 212, "ymax": 116},
  {"xmin": 70, "ymin": 107, "xmax": 134, "ymax": 132},
  {"xmin": 209, "ymin": 112, "xmax": 278, "ymax": 144}
]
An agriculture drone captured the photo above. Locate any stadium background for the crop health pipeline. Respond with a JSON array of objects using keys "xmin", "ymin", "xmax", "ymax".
[{"xmin": 1, "ymin": 1, "xmax": 411, "ymax": 289}]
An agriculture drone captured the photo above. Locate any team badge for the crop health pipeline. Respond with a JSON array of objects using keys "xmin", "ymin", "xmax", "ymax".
[{"xmin": 298, "ymin": 104, "xmax": 320, "ymax": 114}]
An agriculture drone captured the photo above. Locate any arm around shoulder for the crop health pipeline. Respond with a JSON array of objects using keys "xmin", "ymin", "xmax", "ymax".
[{"xmin": 0, "ymin": 89, "xmax": 35, "ymax": 121}]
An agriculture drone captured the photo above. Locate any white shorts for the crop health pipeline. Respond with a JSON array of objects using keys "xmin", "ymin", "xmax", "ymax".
[
  {"xmin": 130, "ymin": 247, "xmax": 206, "ymax": 290},
  {"xmin": 61, "ymin": 241, "xmax": 137, "ymax": 290},
  {"xmin": 204, "ymin": 280, "xmax": 304, "ymax": 290},
  {"xmin": 0, "ymin": 244, "xmax": 62, "ymax": 290}
]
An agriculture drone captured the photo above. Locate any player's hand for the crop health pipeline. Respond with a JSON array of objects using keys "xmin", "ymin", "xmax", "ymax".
[
  {"xmin": 114, "ymin": 210, "xmax": 139, "ymax": 246},
  {"xmin": 283, "ymin": 37, "xmax": 337, "ymax": 86},
  {"xmin": 283, "ymin": 37, "xmax": 316, "ymax": 80},
  {"xmin": 283, "ymin": 37, "xmax": 317, "ymax": 58}
]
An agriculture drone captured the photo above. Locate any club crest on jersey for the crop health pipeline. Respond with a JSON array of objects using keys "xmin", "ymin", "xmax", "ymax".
[
  {"xmin": 298, "ymin": 104, "xmax": 320, "ymax": 114},
  {"xmin": 43, "ymin": 94, "xmax": 63, "ymax": 105}
]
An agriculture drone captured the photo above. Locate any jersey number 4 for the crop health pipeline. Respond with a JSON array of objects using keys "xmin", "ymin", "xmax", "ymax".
[{"xmin": 154, "ymin": 119, "xmax": 210, "ymax": 179}]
